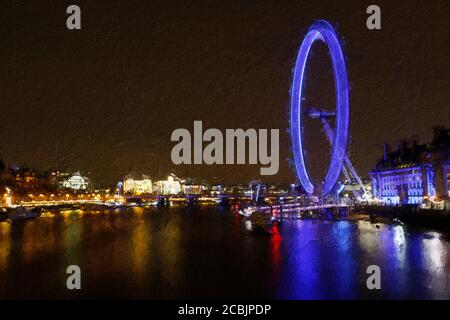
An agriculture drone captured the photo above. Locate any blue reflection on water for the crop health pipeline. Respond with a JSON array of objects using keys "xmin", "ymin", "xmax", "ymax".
[
  {"xmin": 275, "ymin": 220, "xmax": 450, "ymax": 299},
  {"xmin": 277, "ymin": 221, "xmax": 359, "ymax": 299}
]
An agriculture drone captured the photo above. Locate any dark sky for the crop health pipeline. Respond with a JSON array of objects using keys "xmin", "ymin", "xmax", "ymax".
[{"xmin": 0, "ymin": 0, "xmax": 449, "ymax": 186}]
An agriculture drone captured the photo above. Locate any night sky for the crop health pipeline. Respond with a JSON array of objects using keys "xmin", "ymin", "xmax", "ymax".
[{"xmin": 0, "ymin": 0, "xmax": 449, "ymax": 186}]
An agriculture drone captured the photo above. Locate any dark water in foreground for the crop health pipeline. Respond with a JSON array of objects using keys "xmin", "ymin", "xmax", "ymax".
[{"xmin": 0, "ymin": 206, "xmax": 449, "ymax": 299}]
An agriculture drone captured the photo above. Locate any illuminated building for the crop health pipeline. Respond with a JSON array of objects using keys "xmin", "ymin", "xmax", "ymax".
[
  {"xmin": 155, "ymin": 175, "xmax": 181, "ymax": 195},
  {"xmin": 62, "ymin": 172, "xmax": 89, "ymax": 190},
  {"xmin": 117, "ymin": 181, "xmax": 124, "ymax": 196},
  {"xmin": 370, "ymin": 127, "xmax": 450, "ymax": 206},
  {"xmin": 342, "ymin": 180, "xmax": 372, "ymax": 198},
  {"xmin": 3, "ymin": 187, "xmax": 12, "ymax": 207},
  {"xmin": 8, "ymin": 166, "xmax": 36, "ymax": 186},
  {"xmin": 123, "ymin": 175, "xmax": 152, "ymax": 195},
  {"xmin": 182, "ymin": 184, "xmax": 207, "ymax": 195},
  {"xmin": 210, "ymin": 184, "xmax": 224, "ymax": 196}
]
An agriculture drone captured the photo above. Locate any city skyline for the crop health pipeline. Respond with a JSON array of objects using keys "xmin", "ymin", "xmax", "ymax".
[{"xmin": 1, "ymin": 0, "xmax": 449, "ymax": 186}]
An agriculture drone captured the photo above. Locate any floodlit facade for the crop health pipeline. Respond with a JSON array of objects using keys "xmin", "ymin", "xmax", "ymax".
[
  {"xmin": 3, "ymin": 187, "xmax": 12, "ymax": 207},
  {"xmin": 370, "ymin": 166, "xmax": 429, "ymax": 205},
  {"xmin": 155, "ymin": 176, "xmax": 181, "ymax": 195},
  {"xmin": 370, "ymin": 127, "xmax": 450, "ymax": 206},
  {"xmin": 62, "ymin": 172, "xmax": 89, "ymax": 190},
  {"xmin": 182, "ymin": 184, "xmax": 207, "ymax": 195},
  {"xmin": 123, "ymin": 175, "xmax": 152, "ymax": 195}
]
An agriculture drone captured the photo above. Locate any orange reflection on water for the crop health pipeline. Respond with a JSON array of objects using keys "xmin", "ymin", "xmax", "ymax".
[
  {"xmin": 159, "ymin": 212, "xmax": 182, "ymax": 289},
  {"xmin": 0, "ymin": 222, "xmax": 11, "ymax": 273},
  {"xmin": 21, "ymin": 219, "xmax": 57, "ymax": 264},
  {"xmin": 132, "ymin": 207, "xmax": 144, "ymax": 215},
  {"xmin": 130, "ymin": 214, "xmax": 151, "ymax": 282},
  {"xmin": 61, "ymin": 211, "xmax": 84, "ymax": 266}
]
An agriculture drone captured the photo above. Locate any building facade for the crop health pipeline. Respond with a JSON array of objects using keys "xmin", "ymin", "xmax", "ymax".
[
  {"xmin": 123, "ymin": 175, "xmax": 152, "ymax": 195},
  {"xmin": 62, "ymin": 172, "xmax": 89, "ymax": 191},
  {"xmin": 182, "ymin": 184, "xmax": 207, "ymax": 195},
  {"xmin": 370, "ymin": 127, "xmax": 450, "ymax": 206},
  {"xmin": 155, "ymin": 175, "xmax": 181, "ymax": 195}
]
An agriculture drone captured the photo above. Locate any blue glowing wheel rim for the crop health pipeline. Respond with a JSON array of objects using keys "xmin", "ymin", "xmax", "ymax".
[{"xmin": 290, "ymin": 20, "xmax": 349, "ymax": 196}]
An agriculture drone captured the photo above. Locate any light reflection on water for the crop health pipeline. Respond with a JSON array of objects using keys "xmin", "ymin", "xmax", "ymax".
[
  {"xmin": 0, "ymin": 207, "xmax": 449, "ymax": 299},
  {"xmin": 0, "ymin": 222, "xmax": 11, "ymax": 273}
]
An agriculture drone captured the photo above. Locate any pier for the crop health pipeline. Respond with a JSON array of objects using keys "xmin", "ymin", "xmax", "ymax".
[{"xmin": 256, "ymin": 203, "xmax": 352, "ymax": 221}]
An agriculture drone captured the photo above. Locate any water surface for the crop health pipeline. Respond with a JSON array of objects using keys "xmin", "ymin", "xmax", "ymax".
[{"xmin": 0, "ymin": 206, "xmax": 449, "ymax": 299}]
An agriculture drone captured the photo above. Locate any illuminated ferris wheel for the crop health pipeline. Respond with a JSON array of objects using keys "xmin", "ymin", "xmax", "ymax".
[{"xmin": 290, "ymin": 20, "xmax": 367, "ymax": 198}]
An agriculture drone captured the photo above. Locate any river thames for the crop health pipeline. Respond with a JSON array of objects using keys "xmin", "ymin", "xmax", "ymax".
[{"xmin": 0, "ymin": 206, "xmax": 449, "ymax": 299}]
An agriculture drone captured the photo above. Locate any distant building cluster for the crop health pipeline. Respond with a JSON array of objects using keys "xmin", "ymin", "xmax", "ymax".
[
  {"xmin": 122, "ymin": 174, "xmax": 200, "ymax": 196},
  {"xmin": 370, "ymin": 127, "xmax": 450, "ymax": 206},
  {"xmin": 0, "ymin": 164, "xmax": 95, "ymax": 204},
  {"xmin": 3, "ymin": 127, "xmax": 447, "ymax": 209},
  {"xmin": 119, "ymin": 174, "xmax": 287, "ymax": 198}
]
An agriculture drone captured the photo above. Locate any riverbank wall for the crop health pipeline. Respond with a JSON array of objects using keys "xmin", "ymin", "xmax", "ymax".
[{"xmin": 356, "ymin": 205, "xmax": 450, "ymax": 232}]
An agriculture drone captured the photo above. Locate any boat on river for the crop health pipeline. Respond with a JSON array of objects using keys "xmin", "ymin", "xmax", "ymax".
[
  {"xmin": 8, "ymin": 207, "xmax": 41, "ymax": 220},
  {"xmin": 238, "ymin": 206, "xmax": 256, "ymax": 217},
  {"xmin": 0, "ymin": 208, "xmax": 8, "ymax": 221}
]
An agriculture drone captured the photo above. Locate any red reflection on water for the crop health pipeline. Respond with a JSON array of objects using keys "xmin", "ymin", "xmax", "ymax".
[{"xmin": 270, "ymin": 224, "xmax": 282, "ymax": 271}]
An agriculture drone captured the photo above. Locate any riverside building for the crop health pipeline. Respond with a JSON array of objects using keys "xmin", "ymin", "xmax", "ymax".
[{"xmin": 370, "ymin": 127, "xmax": 450, "ymax": 206}]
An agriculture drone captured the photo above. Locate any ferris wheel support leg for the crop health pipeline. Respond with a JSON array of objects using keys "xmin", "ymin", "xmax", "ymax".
[
  {"xmin": 342, "ymin": 165, "xmax": 360, "ymax": 199},
  {"xmin": 320, "ymin": 117, "xmax": 366, "ymax": 195}
]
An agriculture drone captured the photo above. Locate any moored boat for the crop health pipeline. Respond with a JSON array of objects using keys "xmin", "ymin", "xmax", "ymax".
[
  {"xmin": 8, "ymin": 207, "xmax": 41, "ymax": 220},
  {"xmin": 238, "ymin": 206, "xmax": 255, "ymax": 217},
  {"xmin": 0, "ymin": 208, "xmax": 8, "ymax": 221}
]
